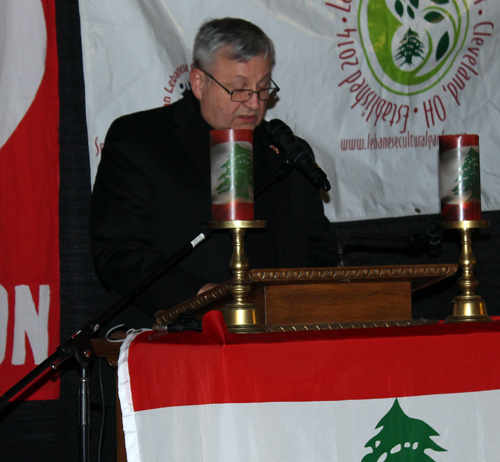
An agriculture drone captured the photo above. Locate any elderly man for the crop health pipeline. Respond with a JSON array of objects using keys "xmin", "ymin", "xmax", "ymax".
[{"xmin": 90, "ymin": 17, "xmax": 335, "ymax": 327}]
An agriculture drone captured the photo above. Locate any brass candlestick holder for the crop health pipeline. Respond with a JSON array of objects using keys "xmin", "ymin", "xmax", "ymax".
[
  {"xmin": 442, "ymin": 220, "xmax": 492, "ymax": 323},
  {"xmin": 210, "ymin": 220, "xmax": 266, "ymax": 333}
]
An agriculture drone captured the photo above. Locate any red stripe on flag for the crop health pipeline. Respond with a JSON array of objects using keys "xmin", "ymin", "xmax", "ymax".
[{"xmin": 126, "ymin": 312, "xmax": 500, "ymax": 412}]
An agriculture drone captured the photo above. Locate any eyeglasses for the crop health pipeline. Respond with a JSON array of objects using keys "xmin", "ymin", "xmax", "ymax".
[{"xmin": 201, "ymin": 70, "xmax": 280, "ymax": 102}]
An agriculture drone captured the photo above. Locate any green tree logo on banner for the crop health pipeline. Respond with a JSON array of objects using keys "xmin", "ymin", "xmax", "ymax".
[
  {"xmin": 359, "ymin": 0, "xmax": 469, "ymax": 95},
  {"xmin": 395, "ymin": 28, "xmax": 425, "ymax": 66},
  {"xmin": 452, "ymin": 147, "xmax": 480, "ymax": 201},
  {"xmin": 216, "ymin": 142, "xmax": 253, "ymax": 201},
  {"xmin": 362, "ymin": 399, "xmax": 447, "ymax": 461}
]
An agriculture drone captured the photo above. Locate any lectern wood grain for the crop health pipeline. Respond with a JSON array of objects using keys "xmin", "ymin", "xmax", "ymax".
[{"xmin": 263, "ymin": 281, "xmax": 410, "ymax": 324}]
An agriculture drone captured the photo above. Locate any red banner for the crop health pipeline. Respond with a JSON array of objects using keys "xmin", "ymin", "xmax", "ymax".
[{"xmin": 0, "ymin": 0, "xmax": 60, "ymax": 400}]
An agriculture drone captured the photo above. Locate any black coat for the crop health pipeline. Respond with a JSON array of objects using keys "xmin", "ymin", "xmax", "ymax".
[{"xmin": 90, "ymin": 92, "xmax": 336, "ymax": 321}]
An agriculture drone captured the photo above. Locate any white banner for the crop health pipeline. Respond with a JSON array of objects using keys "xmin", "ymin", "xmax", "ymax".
[{"xmin": 79, "ymin": 0, "xmax": 500, "ymax": 222}]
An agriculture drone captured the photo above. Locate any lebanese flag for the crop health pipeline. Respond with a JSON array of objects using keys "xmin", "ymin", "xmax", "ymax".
[
  {"xmin": 118, "ymin": 312, "xmax": 500, "ymax": 461},
  {"xmin": 0, "ymin": 0, "xmax": 60, "ymax": 400}
]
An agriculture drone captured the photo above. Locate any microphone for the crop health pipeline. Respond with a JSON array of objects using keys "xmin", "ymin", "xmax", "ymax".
[
  {"xmin": 336, "ymin": 222, "xmax": 443, "ymax": 267},
  {"xmin": 151, "ymin": 312, "xmax": 202, "ymax": 337},
  {"xmin": 266, "ymin": 119, "xmax": 331, "ymax": 191}
]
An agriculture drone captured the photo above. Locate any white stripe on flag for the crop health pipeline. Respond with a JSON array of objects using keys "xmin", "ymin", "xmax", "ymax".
[
  {"xmin": 127, "ymin": 389, "xmax": 500, "ymax": 461},
  {"xmin": 118, "ymin": 330, "xmax": 150, "ymax": 462}
]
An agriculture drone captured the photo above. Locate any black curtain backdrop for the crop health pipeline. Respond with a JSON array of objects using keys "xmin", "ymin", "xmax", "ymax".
[{"xmin": 0, "ymin": 1, "xmax": 498, "ymax": 460}]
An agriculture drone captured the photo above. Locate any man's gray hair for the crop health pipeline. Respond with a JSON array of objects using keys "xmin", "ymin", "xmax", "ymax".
[{"xmin": 193, "ymin": 18, "xmax": 275, "ymax": 71}]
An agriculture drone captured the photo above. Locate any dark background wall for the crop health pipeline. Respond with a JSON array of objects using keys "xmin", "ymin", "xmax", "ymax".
[{"xmin": 0, "ymin": 1, "xmax": 498, "ymax": 460}]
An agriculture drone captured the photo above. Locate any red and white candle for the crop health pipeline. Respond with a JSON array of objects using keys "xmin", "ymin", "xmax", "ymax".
[
  {"xmin": 210, "ymin": 129, "xmax": 254, "ymax": 221},
  {"xmin": 439, "ymin": 134, "xmax": 481, "ymax": 222}
]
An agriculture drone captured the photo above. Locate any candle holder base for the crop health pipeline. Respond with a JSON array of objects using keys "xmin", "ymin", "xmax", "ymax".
[
  {"xmin": 446, "ymin": 295, "xmax": 491, "ymax": 323},
  {"xmin": 210, "ymin": 220, "xmax": 266, "ymax": 333},
  {"xmin": 220, "ymin": 304, "xmax": 265, "ymax": 333},
  {"xmin": 442, "ymin": 220, "xmax": 492, "ymax": 323}
]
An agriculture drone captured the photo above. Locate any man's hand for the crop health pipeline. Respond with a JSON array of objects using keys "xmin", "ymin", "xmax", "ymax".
[{"xmin": 197, "ymin": 283, "xmax": 218, "ymax": 295}]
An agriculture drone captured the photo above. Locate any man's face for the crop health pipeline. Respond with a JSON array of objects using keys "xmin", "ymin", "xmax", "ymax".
[{"xmin": 191, "ymin": 51, "xmax": 273, "ymax": 131}]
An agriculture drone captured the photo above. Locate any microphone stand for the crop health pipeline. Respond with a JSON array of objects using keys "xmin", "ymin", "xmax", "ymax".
[
  {"xmin": 0, "ymin": 226, "xmax": 211, "ymax": 462},
  {"xmin": 254, "ymin": 158, "xmax": 294, "ymax": 197},
  {"xmin": 0, "ymin": 147, "xmax": 320, "ymax": 459}
]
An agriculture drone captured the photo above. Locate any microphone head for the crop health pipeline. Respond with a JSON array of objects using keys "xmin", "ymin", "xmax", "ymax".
[
  {"xmin": 266, "ymin": 119, "xmax": 295, "ymax": 147},
  {"xmin": 266, "ymin": 119, "xmax": 285, "ymax": 135},
  {"xmin": 265, "ymin": 119, "xmax": 331, "ymax": 192}
]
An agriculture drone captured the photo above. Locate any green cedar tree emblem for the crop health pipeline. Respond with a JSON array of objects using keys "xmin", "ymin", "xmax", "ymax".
[
  {"xmin": 216, "ymin": 142, "xmax": 253, "ymax": 201},
  {"xmin": 360, "ymin": 0, "xmax": 468, "ymax": 95},
  {"xmin": 362, "ymin": 399, "xmax": 446, "ymax": 461},
  {"xmin": 395, "ymin": 28, "xmax": 425, "ymax": 66},
  {"xmin": 452, "ymin": 147, "xmax": 480, "ymax": 202},
  {"xmin": 392, "ymin": 0, "xmax": 452, "ymax": 66}
]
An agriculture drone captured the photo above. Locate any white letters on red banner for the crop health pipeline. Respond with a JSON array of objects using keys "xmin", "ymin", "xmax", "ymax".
[{"xmin": 0, "ymin": 0, "xmax": 60, "ymax": 400}]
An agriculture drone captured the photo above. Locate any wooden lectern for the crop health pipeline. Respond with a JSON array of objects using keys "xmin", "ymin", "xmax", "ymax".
[{"xmin": 155, "ymin": 264, "xmax": 458, "ymax": 330}]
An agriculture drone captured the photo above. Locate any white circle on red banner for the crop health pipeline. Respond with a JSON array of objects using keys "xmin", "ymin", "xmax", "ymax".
[{"xmin": 0, "ymin": 0, "xmax": 46, "ymax": 150}]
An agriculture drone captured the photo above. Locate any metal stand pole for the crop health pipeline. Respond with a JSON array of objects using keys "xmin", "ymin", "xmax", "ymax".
[{"xmin": 79, "ymin": 366, "xmax": 91, "ymax": 462}]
